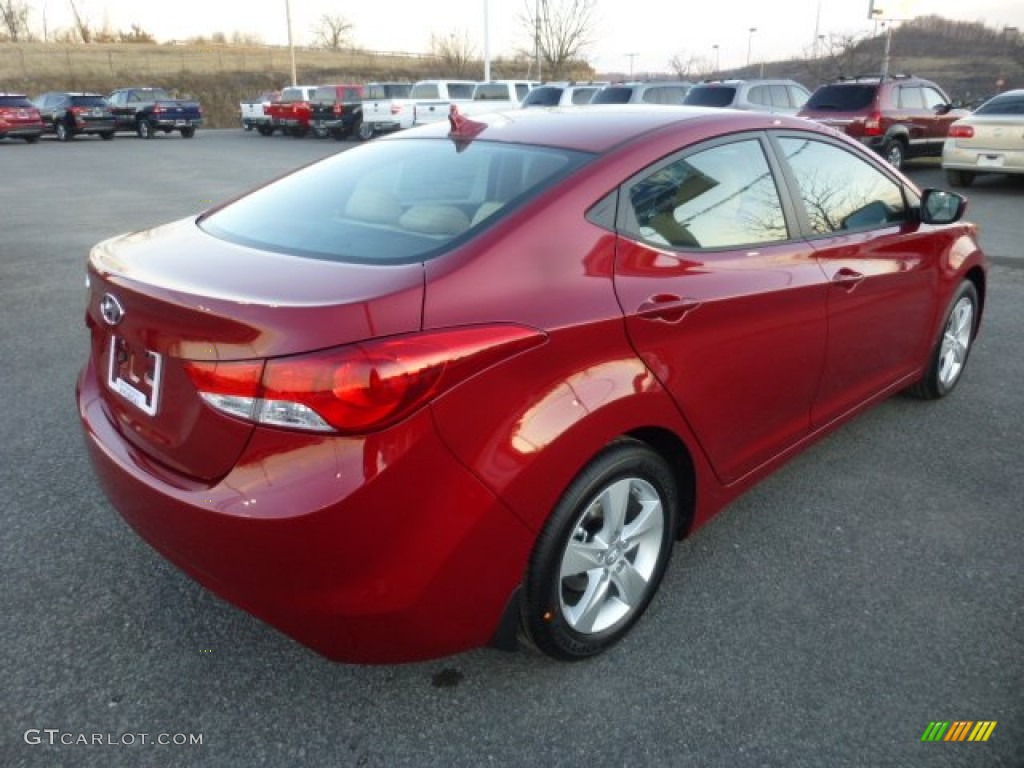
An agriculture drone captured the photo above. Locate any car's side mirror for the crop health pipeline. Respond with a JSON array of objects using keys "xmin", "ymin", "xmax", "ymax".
[{"xmin": 919, "ymin": 188, "xmax": 967, "ymax": 224}]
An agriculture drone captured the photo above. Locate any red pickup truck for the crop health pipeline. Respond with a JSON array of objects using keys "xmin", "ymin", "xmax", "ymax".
[{"xmin": 263, "ymin": 85, "xmax": 317, "ymax": 137}]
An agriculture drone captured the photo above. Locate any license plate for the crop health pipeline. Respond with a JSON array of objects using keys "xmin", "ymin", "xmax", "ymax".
[
  {"xmin": 977, "ymin": 154, "xmax": 1004, "ymax": 167},
  {"xmin": 107, "ymin": 336, "xmax": 162, "ymax": 416},
  {"xmin": 175, "ymin": 120, "xmax": 188, "ymax": 126}
]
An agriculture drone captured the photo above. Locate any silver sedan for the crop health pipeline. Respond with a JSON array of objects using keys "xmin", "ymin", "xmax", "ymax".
[{"xmin": 942, "ymin": 89, "xmax": 1024, "ymax": 187}]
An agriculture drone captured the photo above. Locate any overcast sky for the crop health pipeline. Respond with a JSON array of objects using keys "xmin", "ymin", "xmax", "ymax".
[{"xmin": 34, "ymin": 0, "xmax": 1024, "ymax": 74}]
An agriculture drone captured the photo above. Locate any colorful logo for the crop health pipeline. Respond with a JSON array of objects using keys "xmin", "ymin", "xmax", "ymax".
[{"xmin": 921, "ymin": 721, "xmax": 997, "ymax": 742}]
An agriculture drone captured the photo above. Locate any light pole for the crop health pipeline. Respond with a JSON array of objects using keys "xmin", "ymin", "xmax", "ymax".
[
  {"xmin": 626, "ymin": 52, "xmax": 638, "ymax": 79},
  {"xmin": 712, "ymin": 44, "xmax": 719, "ymax": 75},
  {"xmin": 534, "ymin": 0, "xmax": 542, "ymax": 81},
  {"xmin": 483, "ymin": 0, "xmax": 491, "ymax": 81},
  {"xmin": 747, "ymin": 27, "xmax": 757, "ymax": 70},
  {"xmin": 285, "ymin": 0, "xmax": 297, "ymax": 86}
]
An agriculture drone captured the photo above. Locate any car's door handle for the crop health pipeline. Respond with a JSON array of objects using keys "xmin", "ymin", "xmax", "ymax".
[
  {"xmin": 636, "ymin": 294, "xmax": 702, "ymax": 323},
  {"xmin": 831, "ymin": 267, "xmax": 865, "ymax": 291}
]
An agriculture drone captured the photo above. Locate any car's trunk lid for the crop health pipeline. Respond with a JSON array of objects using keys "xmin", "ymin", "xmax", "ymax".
[{"xmin": 85, "ymin": 218, "xmax": 424, "ymax": 481}]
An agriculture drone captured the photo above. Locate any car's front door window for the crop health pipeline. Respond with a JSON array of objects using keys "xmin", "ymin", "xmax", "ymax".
[{"xmin": 776, "ymin": 137, "xmax": 907, "ymax": 236}]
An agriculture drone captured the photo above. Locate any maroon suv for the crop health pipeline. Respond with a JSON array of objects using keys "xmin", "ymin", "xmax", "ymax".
[
  {"xmin": 798, "ymin": 75, "xmax": 965, "ymax": 169},
  {"xmin": 0, "ymin": 93, "xmax": 44, "ymax": 143}
]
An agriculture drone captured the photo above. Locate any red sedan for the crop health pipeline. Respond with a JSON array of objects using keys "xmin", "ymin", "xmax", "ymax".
[{"xmin": 78, "ymin": 106, "xmax": 987, "ymax": 663}]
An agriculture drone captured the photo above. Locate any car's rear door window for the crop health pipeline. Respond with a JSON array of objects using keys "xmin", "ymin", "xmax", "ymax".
[{"xmin": 624, "ymin": 138, "xmax": 788, "ymax": 249}]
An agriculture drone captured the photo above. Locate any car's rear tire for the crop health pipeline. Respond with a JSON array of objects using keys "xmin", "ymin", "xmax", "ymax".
[
  {"xmin": 55, "ymin": 121, "xmax": 71, "ymax": 142},
  {"xmin": 907, "ymin": 280, "xmax": 979, "ymax": 400},
  {"xmin": 137, "ymin": 119, "xmax": 153, "ymax": 139},
  {"xmin": 356, "ymin": 120, "xmax": 374, "ymax": 141},
  {"xmin": 312, "ymin": 124, "xmax": 329, "ymax": 139},
  {"xmin": 520, "ymin": 440, "xmax": 678, "ymax": 660},
  {"xmin": 883, "ymin": 138, "xmax": 906, "ymax": 170},
  {"xmin": 256, "ymin": 125, "xmax": 274, "ymax": 137},
  {"xmin": 24, "ymin": 135, "xmax": 39, "ymax": 144},
  {"xmin": 945, "ymin": 169, "xmax": 975, "ymax": 188},
  {"xmin": 100, "ymin": 131, "xmax": 114, "ymax": 141},
  {"xmin": 180, "ymin": 127, "xmax": 196, "ymax": 138}
]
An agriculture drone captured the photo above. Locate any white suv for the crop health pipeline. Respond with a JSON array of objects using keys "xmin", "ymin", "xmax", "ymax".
[
  {"xmin": 521, "ymin": 83, "xmax": 603, "ymax": 107},
  {"xmin": 591, "ymin": 82, "xmax": 693, "ymax": 106},
  {"xmin": 684, "ymin": 79, "xmax": 811, "ymax": 115}
]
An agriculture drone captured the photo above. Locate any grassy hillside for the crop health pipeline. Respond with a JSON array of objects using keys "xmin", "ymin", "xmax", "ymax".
[{"xmin": 724, "ymin": 17, "xmax": 1023, "ymax": 107}]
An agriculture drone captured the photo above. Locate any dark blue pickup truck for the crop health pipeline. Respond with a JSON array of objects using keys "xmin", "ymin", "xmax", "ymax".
[{"xmin": 106, "ymin": 87, "xmax": 203, "ymax": 139}]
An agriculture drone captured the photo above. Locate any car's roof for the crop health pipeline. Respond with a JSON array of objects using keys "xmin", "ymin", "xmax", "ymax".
[{"xmin": 400, "ymin": 105, "xmax": 812, "ymax": 154}]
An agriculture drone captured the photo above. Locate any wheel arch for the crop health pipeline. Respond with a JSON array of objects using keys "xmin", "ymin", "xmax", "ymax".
[
  {"xmin": 625, "ymin": 426, "xmax": 697, "ymax": 540},
  {"xmin": 964, "ymin": 264, "xmax": 987, "ymax": 334}
]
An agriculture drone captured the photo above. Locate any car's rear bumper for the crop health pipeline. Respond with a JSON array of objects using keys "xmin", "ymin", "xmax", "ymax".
[
  {"xmin": 77, "ymin": 359, "xmax": 534, "ymax": 663},
  {"xmin": 0, "ymin": 125, "xmax": 43, "ymax": 139},
  {"xmin": 943, "ymin": 143, "xmax": 1024, "ymax": 175}
]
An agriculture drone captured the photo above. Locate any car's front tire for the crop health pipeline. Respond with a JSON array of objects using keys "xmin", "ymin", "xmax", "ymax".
[
  {"xmin": 137, "ymin": 119, "xmax": 153, "ymax": 139},
  {"xmin": 356, "ymin": 119, "xmax": 374, "ymax": 141},
  {"xmin": 907, "ymin": 280, "xmax": 979, "ymax": 400},
  {"xmin": 55, "ymin": 121, "xmax": 71, "ymax": 142},
  {"xmin": 521, "ymin": 440, "xmax": 678, "ymax": 660}
]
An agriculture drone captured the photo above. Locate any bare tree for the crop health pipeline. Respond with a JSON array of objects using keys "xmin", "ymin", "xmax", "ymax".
[
  {"xmin": 669, "ymin": 53, "xmax": 712, "ymax": 80},
  {"xmin": 521, "ymin": 0, "xmax": 597, "ymax": 80},
  {"xmin": 0, "ymin": 0, "xmax": 32, "ymax": 41},
  {"xmin": 430, "ymin": 30, "xmax": 477, "ymax": 77},
  {"xmin": 118, "ymin": 23, "xmax": 155, "ymax": 44},
  {"xmin": 810, "ymin": 32, "xmax": 877, "ymax": 81},
  {"xmin": 67, "ymin": 0, "xmax": 93, "ymax": 42},
  {"xmin": 312, "ymin": 13, "xmax": 353, "ymax": 51}
]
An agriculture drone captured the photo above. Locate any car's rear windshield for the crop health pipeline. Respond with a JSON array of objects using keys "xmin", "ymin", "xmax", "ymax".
[
  {"xmin": 974, "ymin": 93, "xmax": 1024, "ymax": 115},
  {"xmin": 591, "ymin": 87, "xmax": 633, "ymax": 104},
  {"xmin": 70, "ymin": 96, "xmax": 108, "ymax": 107},
  {"xmin": 684, "ymin": 86, "xmax": 738, "ymax": 108},
  {"xmin": 804, "ymin": 84, "xmax": 877, "ymax": 111},
  {"xmin": 522, "ymin": 87, "xmax": 563, "ymax": 107},
  {"xmin": 199, "ymin": 138, "xmax": 593, "ymax": 265},
  {"xmin": 0, "ymin": 95, "xmax": 32, "ymax": 107}
]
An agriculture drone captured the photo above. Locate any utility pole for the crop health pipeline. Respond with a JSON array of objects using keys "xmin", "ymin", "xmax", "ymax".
[
  {"xmin": 626, "ymin": 53, "xmax": 638, "ymax": 79},
  {"xmin": 483, "ymin": 0, "xmax": 491, "ymax": 81},
  {"xmin": 285, "ymin": 0, "xmax": 297, "ymax": 86}
]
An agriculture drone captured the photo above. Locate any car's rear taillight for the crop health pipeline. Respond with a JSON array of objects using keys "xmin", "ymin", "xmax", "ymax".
[
  {"xmin": 863, "ymin": 110, "xmax": 882, "ymax": 136},
  {"xmin": 184, "ymin": 326, "xmax": 545, "ymax": 434},
  {"xmin": 391, "ymin": 104, "xmax": 402, "ymax": 115},
  {"xmin": 949, "ymin": 124, "xmax": 974, "ymax": 139},
  {"xmin": 333, "ymin": 104, "xmax": 342, "ymax": 116}
]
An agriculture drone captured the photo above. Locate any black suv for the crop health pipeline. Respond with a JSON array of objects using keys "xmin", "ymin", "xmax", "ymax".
[
  {"xmin": 34, "ymin": 92, "xmax": 115, "ymax": 141},
  {"xmin": 798, "ymin": 75, "xmax": 965, "ymax": 169}
]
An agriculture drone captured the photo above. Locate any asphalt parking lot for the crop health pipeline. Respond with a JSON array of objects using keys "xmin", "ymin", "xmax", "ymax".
[{"xmin": 1, "ymin": 130, "xmax": 1021, "ymax": 768}]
